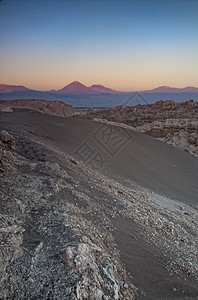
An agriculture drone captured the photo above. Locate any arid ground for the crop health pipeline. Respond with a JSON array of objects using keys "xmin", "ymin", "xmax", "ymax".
[{"xmin": 0, "ymin": 108, "xmax": 198, "ymax": 299}]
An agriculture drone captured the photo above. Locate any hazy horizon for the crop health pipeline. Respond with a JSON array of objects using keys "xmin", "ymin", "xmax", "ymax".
[
  {"xmin": 1, "ymin": 80, "xmax": 198, "ymax": 93},
  {"xmin": 0, "ymin": 0, "xmax": 198, "ymax": 91}
]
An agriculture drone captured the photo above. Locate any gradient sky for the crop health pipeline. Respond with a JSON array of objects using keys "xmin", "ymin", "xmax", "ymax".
[{"xmin": 0, "ymin": 0, "xmax": 198, "ymax": 91}]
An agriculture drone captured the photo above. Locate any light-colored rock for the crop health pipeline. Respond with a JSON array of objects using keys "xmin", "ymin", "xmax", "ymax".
[
  {"xmin": 134, "ymin": 119, "xmax": 198, "ymax": 156},
  {"xmin": 1, "ymin": 107, "xmax": 13, "ymax": 112},
  {"xmin": 62, "ymin": 238, "xmax": 125, "ymax": 300}
]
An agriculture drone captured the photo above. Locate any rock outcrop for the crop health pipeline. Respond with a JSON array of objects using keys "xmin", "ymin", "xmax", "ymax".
[
  {"xmin": 134, "ymin": 119, "xmax": 198, "ymax": 156},
  {"xmin": 0, "ymin": 130, "xmax": 16, "ymax": 151},
  {"xmin": 0, "ymin": 99, "xmax": 75, "ymax": 117},
  {"xmin": 80, "ymin": 100, "xmax": 198, "ymax": 127},
  {"xmin": 1, "ymin": 107, "xmax": 13, "ymax": 112},
  {"xmin": 0, "ymin": 130, "xmax": 16, "ymax": 175},
  {"xmin": 80, "ymin": 100, "xmax": 198, "ymax": 155}
]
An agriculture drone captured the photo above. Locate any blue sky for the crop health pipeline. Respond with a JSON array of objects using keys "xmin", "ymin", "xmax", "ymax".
[{"xmin": 0, "ymin": 0, "xmax": 198, "ymax": 91}]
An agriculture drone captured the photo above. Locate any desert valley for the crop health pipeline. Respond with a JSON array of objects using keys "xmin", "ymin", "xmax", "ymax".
[
  {"xmin": 0, "ymin": 95, "xmax": 198, "ymax": 299},
  {"xmin": 1, "ymin": 0, "xmax": 198, "ymax": 299}
]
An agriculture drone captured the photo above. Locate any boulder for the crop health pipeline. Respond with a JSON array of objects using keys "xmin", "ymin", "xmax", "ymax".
[
  {"xmin": 2, "ymin": 107, "xmax": 13, "ymax": 112},
  {"xmin": 0, "ymin": 130, "xmax": 16, "ymax": 151}
]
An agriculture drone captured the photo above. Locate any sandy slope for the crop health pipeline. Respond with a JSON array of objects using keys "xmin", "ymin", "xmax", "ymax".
[
  {"xmin": 2, "ymin": 110, "xmax": 197, "ymax": 207},
  {"xmin": 0, "ymin": 110, "xmax": 198, "ymax": 299}
]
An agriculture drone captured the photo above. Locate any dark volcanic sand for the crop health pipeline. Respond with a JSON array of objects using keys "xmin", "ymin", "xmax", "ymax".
[
  {"xmin": 1, "ymin": 110, "xmax": 197, "ymax": 207},
  {"xmin": 112, "ymin": 218, "xmax": 198, "ymax": 300},
  {"xmin": 1, "ymin": 109, "xmax": 198, "ymax": 299}
]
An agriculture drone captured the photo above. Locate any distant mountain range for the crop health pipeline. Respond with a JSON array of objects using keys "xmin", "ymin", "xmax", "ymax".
[
  {"xmin": 54, "ymin": 81, "xmax": 118, "ymax": 94},
  {"xmin": 0, "ymin": 84, "xmax": 30, "ymax": 93},
  {"xmin": 143, "ymin": 85, "xmax": 198, "ymax": 93},
  {"xmin": 1, "ymin": 82, "xmax": 198, "ymax": 95},
  {"xmin": 0, "ymin": 82, "xmax": 198, "ymax": 107},
  {"xmin": 49, "ymin": 81, "xmax": 120, "ymax": 94},
  {"xmin": 0, "ymin": 81, "xmax": 118, "ymax": 95}
]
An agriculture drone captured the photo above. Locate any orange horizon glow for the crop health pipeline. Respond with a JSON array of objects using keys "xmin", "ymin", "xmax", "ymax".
[
  {"xmin": 1, "ymin": 78, "xmax": 198, "ymax": 93},
  {"xmin": 0, "ymin": 0, "xmax": 198, "ymax": 93}
]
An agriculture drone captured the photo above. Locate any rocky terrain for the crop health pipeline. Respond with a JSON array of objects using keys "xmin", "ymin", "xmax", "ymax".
[
  {"xmin": 80, "ymin": 100, "xmax": 198, "ymax": 156},
  {"xmin": 0, "ymin": 99, "xmax": 75, "ymax": 117},
  {"xmin": 0, "ymin": 110, "xmax": 198, "ymax": 299},
  {"xmin": 0, "ymin": 130, "xmax": 136, "ymax": 299},
  {"xmin": 134, "ymin": 119, "xmax": 198, "ymax": 156}
]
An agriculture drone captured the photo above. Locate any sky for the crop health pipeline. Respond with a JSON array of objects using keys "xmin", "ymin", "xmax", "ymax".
[{"xmin": 0, "ymin": 0, "xmax": 198, "ymax": 91}]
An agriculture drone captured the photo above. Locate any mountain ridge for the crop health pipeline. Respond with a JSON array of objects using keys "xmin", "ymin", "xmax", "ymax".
[
  {"xmin": 1, "ymin": 82, "xmax": 198, "ymax": 95},
  {"xmin": 56, "ymin": 81, "xmax": 90, "ymax": 94},
  {"xmin": 143, "ymin": 85, "xmax": 198, "ymax": 93},
  {"xmin": 0, "ymin": 84, "xmax": 30, "ymax": 93},
  {"xmin": 54, "ymin": 81, "xmax": 119, "ymax": 94}
]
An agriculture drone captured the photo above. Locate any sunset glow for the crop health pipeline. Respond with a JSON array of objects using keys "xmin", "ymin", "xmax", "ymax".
[{"xmin": 0, "ymin": 0, "xmax": 198, "ymax": 91}]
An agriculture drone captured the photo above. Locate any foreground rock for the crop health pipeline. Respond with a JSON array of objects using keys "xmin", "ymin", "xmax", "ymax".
[
  {"xmin": 0, "ymin": 99, "xmax": 75, "ymax": 117},
  {"xmin": 0, "ymin": 118, "xmax": 198, "ymax": 299},
  {"xmin": 0, "ymin": 130, "xmax": 16, "ymax": 151},
  {"xmin": 0, "ymin": 131, "xmax": 135, "ymax": 299},
  {"xmin": 1, "ymin": 107, "xmax": 13, "ymax": 112}
]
